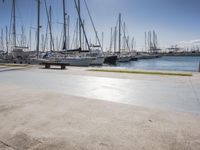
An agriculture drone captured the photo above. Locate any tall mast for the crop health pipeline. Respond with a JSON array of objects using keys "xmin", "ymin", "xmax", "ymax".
[
  {"xmin": 29, "ymin": 28, "xmax": 32, "ymax": 51},
  {"xmin": 67, "ymin": 15, "xmax": 70, "ymax": 50},
  {"xmin": 82, "ymin": 20, "xmax": 85, "ymax": 49},
  {"xmin": 123, "ymin": 22, "xmax": 130, "ymax": 52},
  {"xmin": 74, "ymin": 0, "xmax": 90, "ymax": 51},
  {"xmin": 44, "ymin": 0, "xmax": 55, "ymax": 51},
  {"xmin": 49, "ymin": 5, "xmax": 52, "ymax": 51},
  {"xmin": 78, "ymin": 0, "xmax": 81, "ymax": 48},
  {"xmin": 101, "ymin": 32, "xmax": 104, "ymax": 51},
  {"xmin": 12, "ymin": 0, "xmax": 16, "ymax": 48},
  {"xmin": 36, "ymin": 0, "xmax": 40, "ymax": 58},
  {"xmin": 145, "ymin": 32, "xmax": 147, "ymax": 51},
  {"xmin": 63, "ymin": 0, "xmax": 67, "ymax": 50},
  {"xmin": 114, "ymin": 26, "xmax": 117, "ymax": 53},
  {"xmin": 132, "ymin": 37, "xmax": 134, "ymax": 51},
  {"xmin": 1, "ymin": 29, "xmax": 3, "ymax": 50},
  {"xmin": 118, "ymin": 13, "xmax": 121, "ymax": 53},
  {"xmin": 6, "ymin": 26, "xmax": 8, "ymax": 53},
  {"xmin": 109, "ymin": 28, "xmax": 113, "ymax": 51}
]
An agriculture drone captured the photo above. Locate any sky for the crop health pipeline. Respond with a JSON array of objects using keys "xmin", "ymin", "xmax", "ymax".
[{"xmin": 0, "ymin": 0, "xmax": 200, "ymax": 50}]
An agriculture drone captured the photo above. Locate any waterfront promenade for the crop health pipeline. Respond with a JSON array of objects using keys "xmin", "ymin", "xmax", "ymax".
[{"xmin": 0, "ymin": 65, "xmax": 200, "ymax": 150}]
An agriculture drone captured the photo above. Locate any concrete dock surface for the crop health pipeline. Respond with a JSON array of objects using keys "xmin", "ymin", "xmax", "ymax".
[{"xmin": 0, "ymin": 66, "xmax": 200, "ymax": 150}]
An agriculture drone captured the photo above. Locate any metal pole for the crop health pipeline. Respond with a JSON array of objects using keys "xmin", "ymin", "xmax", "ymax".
[
  {"xmin": 49, "ymin": 5, "xmax": 52, "ymax": 51},
  {"xmin": 1, "ymin": 29, "xmax": 3, "ymax": 50},
  {"xmin": 13, "ymin": 0, "xmax": 16, "ymax": 48},
  {"xmin": 36, "ymin": 0, "xmax": 40, "ymax": 59},
  {"xmin": 63, "ymin": 0, "xmax": 67, "ymax": 50},
  {"xmin": 114, "ymin": 26, "xmax": 117, "ymax": 53},
  {"xmin": 102, "ymin": 32, "xmax": 104, "ymax": 52},
  {"xmin": 109, "ymin": 28, "xmax": 112, "ymax": 51},
  {"xmin": 67, "ymin": 15, "xmax": 70, "ymax": 50},
  {"xmin": 119, "ymin": 13, "xmax": 121, "ymax": 53},
  {"xmin": 29, "ymin": 28, "xmax": 31, "ymax": 51},
  {"xmin": 145, "ymin": 32, "xmax": 146, "ymax": 52},
  {"xmin": 78, "ymin": 0, "xmax": 81, "ymax": 48},
  {"xmin": 6, "ymin": 26, "xmax": 8, "ymax": 53}
]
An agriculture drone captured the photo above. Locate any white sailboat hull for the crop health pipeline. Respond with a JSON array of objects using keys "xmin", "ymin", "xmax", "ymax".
[{"xmin": 90, "ymin": 57, "xmax": 105, "ymax": 66}]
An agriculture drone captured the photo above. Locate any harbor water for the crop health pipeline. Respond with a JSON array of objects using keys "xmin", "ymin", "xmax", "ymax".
[{"xmin": 116, "ymin": 56, "xmax": 200, "ymax": 72}]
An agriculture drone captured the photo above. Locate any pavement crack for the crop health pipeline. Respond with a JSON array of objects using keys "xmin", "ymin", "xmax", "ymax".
[
  {"xmin": 189, "ymin": 78, "xmax": 200, "ymax": 106},
  {"xmin": 0, "ymin": 140, "xmax": 16, "ymax": 150}
]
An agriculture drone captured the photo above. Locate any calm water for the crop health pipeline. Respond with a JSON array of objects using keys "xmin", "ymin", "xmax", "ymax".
[{"xmin": 117, "ymin": 56, "xmax": 200, "ymax": 72}]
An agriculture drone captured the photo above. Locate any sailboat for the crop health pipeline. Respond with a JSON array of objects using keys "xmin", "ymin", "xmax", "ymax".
[
  {"xmin": 44, "ymin": 0, "xmax": 94, "ymax": 67},
  {"xmin": 115, "ymin": 13, "xmax": 131, "ymax": 63},
  {"xmin": 62, "ymin": 0, "xmax": 105, "ymax": 66},
  {"xmin": 77, "ymin": 0, "xmax": 105, "ymax": 66},
  {"xmin": 6, "ymin": 0, "xmax": 29, "ymax": 61},
  {"xmin": 3, "ymin": 0, "xmax": 45, "ymax": 64}
]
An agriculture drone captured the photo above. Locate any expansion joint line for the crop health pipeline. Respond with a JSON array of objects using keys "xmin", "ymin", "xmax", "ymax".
[
  {"xmin": 0, "ymin": 140, "xmax": 16, "ymax": 150},
  {"xmin": 189, "ymin": 78, "xmax": 200, "ymax": 106}
]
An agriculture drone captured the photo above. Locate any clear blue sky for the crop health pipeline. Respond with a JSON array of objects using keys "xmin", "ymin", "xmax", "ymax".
[{"xmin": 0, "ymin": 0, "xmax": 200, "ymax": 50}]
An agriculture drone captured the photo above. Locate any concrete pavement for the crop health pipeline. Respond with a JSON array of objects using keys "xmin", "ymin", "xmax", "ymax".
[{"xmin": 0, "ymin": 66, "xmax": 200, "ymax": 150}]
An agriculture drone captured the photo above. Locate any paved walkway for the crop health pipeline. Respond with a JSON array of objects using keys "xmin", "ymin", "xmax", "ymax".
[
  {"xmin": 1, "ymin": 67, "xmax": 200, "ymax": 113},
  {"xmin": 0, "ymin": 86, "xmax": 200, "ymax": 150},
  {"xmin": 0, "ymin": 67, "xmax": 200, "ymax": 150}
]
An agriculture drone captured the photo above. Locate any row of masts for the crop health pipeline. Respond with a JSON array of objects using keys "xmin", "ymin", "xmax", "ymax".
[
  {"xmin": 0, "ymin": 0, "xmax": 160, "ymax": 55},
  {"xmin": 108, "ymin": 13, "xmax": 136, "ymax": 53},
  {"xmin": 145, "ymin": 30, "xmax": 159, "ymax": 53},
  {"xmin": 1, "ymin": 0, "xmax": 90, "ymax": 53}
]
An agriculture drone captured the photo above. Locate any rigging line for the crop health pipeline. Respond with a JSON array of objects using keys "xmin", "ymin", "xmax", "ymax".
[
  {"xmin": 74, "ymin": 0, "xmax": 90, "ymax": 51},
  {"xmin": 58, "ymin": 27, "xmax": 63, "ymax": 51},
  {"xmin": 15, "ymin": 1, "xmax": 24, "ymax": 29},
  {"xmin": 44, "ymin": 0, "xmax": 55, "ymax": 51},
  {"xmin": 83, "ymin": 0, "xmax": 102, "ymax": 51},
  {"xmin": 70, "ymin": 19, "xmax": 78, "ymax": 49},
  {"xmin": 44, "ymin": 22, "xmax": 49, "ymax": 51},
  {"xmin": 8, "ymin": 3, "xmax": 13, "ymax": 48},
  {"xmin": 122, "ymin": 23, "xmax": 130, "ymax": 52}
]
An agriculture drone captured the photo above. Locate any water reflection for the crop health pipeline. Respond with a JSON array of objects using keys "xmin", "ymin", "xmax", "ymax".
[{"xmin": 117, "ymin": 56, "xmax": 200, "ymax": 72}]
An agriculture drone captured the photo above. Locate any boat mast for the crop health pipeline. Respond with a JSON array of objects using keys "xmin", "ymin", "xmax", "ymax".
[
  {"xmin": 77, "ymin": 0, "xmax": 81, "ymax": 48},
  {"xmin": 29, "ymin": 28, "xmax": 31, "ymax": 51},
  {"xmin": 36, "ymin": 0, "xmax": 40, "ymax": 58},
  {"xmin": 132, "ymin": 37, "xmax": 134, "ymax": 51},
  {"xmin": 49, "ymin": 5, "xmax": 52, "ymax": 51},
  {"xmin": 1, "ymin": 29, "xmax": 3, "ymax": 50},
  {"xmin": 109, "ymin": 28, "xmax": 113, "ymax": 51},
  {"xmin": 6, "ymin": 26, "xmax": 8, "ymax": 53},
  {"xmin": 67, "ymin": 15, "xmax": 70, "ymax": 50},
  {"xmin": 114, "ymin": 26, "xmax": 117, "ymax": 53},
  {"xmin": 118, "ymin": 13, "xmax": 121, "ymax": 53},
  {"xmin": 63, "ymin": 0, "xmax": 67, "ymax": 50},
  {"xmin": 145, "ymin": 32, "xmax": 147, "ymax": 51},
  {"xmin": 123, "ymin": 22, "xmax": 130, "ymax": 52},
  {"xmin": 74, "ymin": 0, "xmax": 90, "ymax": 51},
  {"xmin": 101, "ymin": 32, "xmax": 104, "ymax": 51},
  {"xmin": 12, "ymin": 0, "xmax": 16, "ymax": 48}
]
